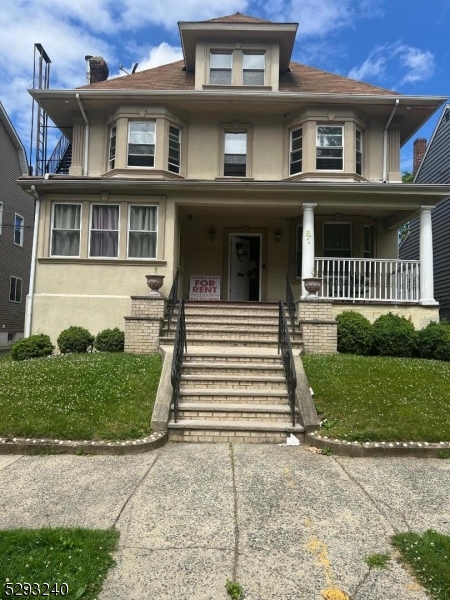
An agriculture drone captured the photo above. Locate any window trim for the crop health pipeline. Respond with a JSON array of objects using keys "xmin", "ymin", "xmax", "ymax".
[
  {"xmin": 88, "ymin": 203, "xmax": 120, "ymax": 259},
  {"xmin": 316, "ymin": 125, "xmax": 344, "ymax": 172},
  {"xmin": 0, "ymin": 202, "xmax": 3, "ymax": 235},
  {"xmin": 127, "ymin": 204, "xmax": 158, "ymax": 260},
  {"xmin": 219, "ymin": 124, "xmax": 253, "ymax": 178},
  {"xmin": 323, "ymin": 222, "xmax": 352, "ymax": 257},
  {"xmin": 50, "ymin": 202, "xmax": 82, "ymax": 258},
  {"xmin": 127, "ymin": 121, "xmax": 156, "ymax": 169},
  {"xmin": 9, "ymin": 276, "xmax": 22, "ymax": 303},
  {"xmin": 14, "ymin": 213, "xmax": 24, "ymax": 247},
  {"xmin": 289, "ymin": 128, "xmax": 303, "ymax": 176}
]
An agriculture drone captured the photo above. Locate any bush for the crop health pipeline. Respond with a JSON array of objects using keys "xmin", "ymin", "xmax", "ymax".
[
  {"xmin": 372, "ymin": 313, "xmax": 416, "ymax": 357},
  {"xmin": 336, "ymin": 311, "xmax": 373, "ymax": 355},
  {"xmin": 94, "ymin": 328, "xmax": 125, "ymax": 352},
  {"xmin": 57, "ymin": 326, "xmax": 94, "ymax": 354},
  {"xmin": 417, "ymin": 322, "xmax": 450, "ymax": 361},
  {"xmin": 10, "ymin": 334, "xmax": 54, "ymax": 361}
]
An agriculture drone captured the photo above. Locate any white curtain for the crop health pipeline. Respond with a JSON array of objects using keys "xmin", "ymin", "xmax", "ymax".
[
  {"xmin": 129, "ymin": 206, "xmax": 157, "ymax": 258},
  {"xmin": 90, "ymin": 205, "xmax": 119, "ymax": 257},
  {"xmin": 52, "ymin": 204, "xmax": 80, "ymax": 256}
]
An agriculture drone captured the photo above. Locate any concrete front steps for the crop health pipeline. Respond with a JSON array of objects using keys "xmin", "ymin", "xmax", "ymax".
[{"xmin": 167, "ymin": 348, "xmax": 305, "ymax": 444}]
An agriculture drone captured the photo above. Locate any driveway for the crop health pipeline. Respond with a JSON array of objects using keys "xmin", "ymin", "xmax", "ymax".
[{"xmin": 1, "ymin": 444, "xmax": 449, "ymax": 600}]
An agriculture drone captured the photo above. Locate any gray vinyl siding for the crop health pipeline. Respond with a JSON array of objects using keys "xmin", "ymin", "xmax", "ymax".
[{"xmin": 0, "ymin": 119, "xmax": 34, "ymax": 334}]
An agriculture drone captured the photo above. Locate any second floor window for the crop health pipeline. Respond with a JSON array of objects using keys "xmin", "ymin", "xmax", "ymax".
[
  {"xmin": 290, "ymin": 129, "xmax": 302, "ymax": 175},
  {"xmin": 316, "ymin": 126, "xmax": 343, "ymax": 170},
  {"xmin": 128, "ymin": 122, "xmax": 155, "ymax": 167},
  {"xmin": 14, "ymin": 214, "xmax": 24, "ymax": 246},
  {"xmin": 90, "ymin": 205, "xmax": 119, "ymax": 258},
  {"xmin": 9, "ymin": 277, "xmax": 22, "ymax": 303},
  {"xmin": 109, "ymin": 125, "xmax": 116, "ymax": 170},
  {"xmin": 168, "ymin": 126, "xmax": 181, "ymax": 174},
  {"xmin": 210, "ymin": 52, "xmax": 232, "ymax": 85},
  {"xmin": 243, "ymin": 53, "xmax": 265, "ymax": 85},
  {"xmin": 224, "ymin": 132, "xmax": 247, "ymax": 176},
  {"xmin": 51, "ymin": 203, "xmax": 81, "ymax": 257},
  {"xmin": 356, "ymin": 130, "xmax": 362, "ymax": 175}
]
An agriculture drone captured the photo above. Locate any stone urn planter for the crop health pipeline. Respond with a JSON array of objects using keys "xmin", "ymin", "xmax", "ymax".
[
  {"xmin": 303, "ymin": 276, "xmax": 322, "ymax": 298},
  {"xmin": 146, "ymin": 274, "xmax": 165, "ymax": 297}
]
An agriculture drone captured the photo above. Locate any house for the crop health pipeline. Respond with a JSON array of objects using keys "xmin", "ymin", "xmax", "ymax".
[
  {"xmin": 19, "ymin": 13, "xmax": 450, "ymax": 347},
  {"xmin": 400, "ymin": 105, "xmax": 450, "ymax": 320},
  {"xmin": 0, "ymin": 102, "xmax": 34, "ymax": 348}
]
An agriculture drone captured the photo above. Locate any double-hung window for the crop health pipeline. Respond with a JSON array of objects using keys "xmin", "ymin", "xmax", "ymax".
[
  {"xmin": 324, "ymin": 223, "xmax": 351, "ymax": 258},
  {"xmin": 90, "ymin": 204, "xmax": 119, "ymax": 258},
  {"xmin": 9, "ymin": 277, "xmax": 22, "ymax": 303},
  {"xmin": 210, "ymin": 52, "xmax": 232, "ymax": 85},
  {"xmin": 316, "ymin": 126, "xmax": 343, "ymax": 170},
  {"xmin": 128, "ymin": 205, "xmax": 158, "ymax": 259},
  {"xmin": 243, "ymin": 53, "xmax": 265, "ymax": 85},
  {"xmin": 356, "ymin": 130, "xmax": 362, "ymax": 175},
  {"xmin": 51, "ymin": 203, "xmax": 81, "ymax": 256},
  {"xmin": 109, "ymin": 125, "xmax": 116, "ymax": 170},
  {"xmin": 14, "ymin": 214, "xmax": 24, "ymax": 246},
  {"xmin": 289, "ymin": 129, "xmax": 302, "ymax": 175},
  {"xmin": 224, "ymin": 132, "xmax": 247, "ymax": 177},
  {"xmin": 168, "ymin": 126, "xmax": 181, "ymax": 174},
  {"xmin": 128, "ymin": 122, "xmax": 155, "ymax": 167}
]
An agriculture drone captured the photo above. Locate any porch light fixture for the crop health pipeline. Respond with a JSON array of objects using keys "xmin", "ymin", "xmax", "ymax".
[
  {"xmin": 208, "ymin": 227, "xmax": 216, "ymax": 241},
  {"xmin": 274, "ymin": 228, "xmax": 282, "ymax": 242}
]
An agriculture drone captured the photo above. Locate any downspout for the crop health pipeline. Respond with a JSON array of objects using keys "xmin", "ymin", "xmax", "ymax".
[
  {"xmin": 76, "ymin": 93, "xmax": 89, "ymax": 176},
  {"xmin": 382, "ymin": 98, "xmax": 400, "ymax": 182},
  {"xmin": 25, "ymin": 185, "xmax": 40, "ymax": 338}
]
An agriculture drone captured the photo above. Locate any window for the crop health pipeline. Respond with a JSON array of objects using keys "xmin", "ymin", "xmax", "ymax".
[
  {"xmin": 364, "ymin": 225, "xmax": 374, "ymax": 259},
  {"xmin": 243, "ymin": 53, "xmax": 265, "ymax": 85},
  {"xmin": 224, "ymin": 132, "xmax": 247, "ymax": 176},
  {"xmin": 316, "ymin": 126, "xmax": 343, "ymax": 170},
  {"xmin": 0, "ymin": 202, "xmax": 3, "ymax": 235},
  {"xmin": 290, "ymin": 129, "xmax": 302, "ymax": 175},
  {"xmin": 9, "ymin": 277, "xmax": 22, "ymax": 303},
  {"xmin": 168, "ymin": 126, "xmax": 181, "ymax": 174},
  {"xmin": 128, "ymin": 205, "xmax": 158, "ymax": 258},
  {"xmin": 296, "ymin": 225, "xmax": 303, "ymax": 278},
  {"xmin": 51, "ymin": 204, "xmax": 81, "ymax": 257},
  {"xmin": 324, "ymin": 223, "xmax": 351, "ymax": 258},
  {"xmin": 90, "ymin": 204, "xmax": 119, "ymax": 258},
  {"xmin": 109, "ymin": 125, "xmax": 116, "ymax": 170},
  {"xmin": 356, "ymin": 129, "xmax": 362, "ymax": 175},
  {"xmin": 14, "ymin": 214, "xmax": 24, "ymax": 246},
  {"xmin": 128, "ymin": 122, "xmax": 155, "ymax": 167},
  {"xmin": 210, "ymin": 52, "xmax": 232, "ymax": 85}
]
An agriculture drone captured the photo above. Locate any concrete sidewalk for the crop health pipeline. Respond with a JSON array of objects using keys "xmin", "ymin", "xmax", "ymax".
[{"xmin": 1, "ymin": 444, "xmax": 449, "ymax": 600}]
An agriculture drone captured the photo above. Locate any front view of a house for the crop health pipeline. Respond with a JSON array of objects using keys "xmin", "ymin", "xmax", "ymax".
[{"xmin": 20, "ymin": 13, "xmax": 450, "ymax": 344}]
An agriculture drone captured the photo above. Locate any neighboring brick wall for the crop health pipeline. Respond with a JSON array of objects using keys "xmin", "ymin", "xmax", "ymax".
[
  {"xmin": 298, "ymin": 300, "xmax": 337, "ymax": 354},
  {"xmin": 124, "ymin": 296, "xmax": 165, "ymax": 354}
]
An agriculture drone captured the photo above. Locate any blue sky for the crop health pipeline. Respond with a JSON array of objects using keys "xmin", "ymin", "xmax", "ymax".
[{"xmin": 1, "ymin": 0, "xmax": 449, "ymax": 172}]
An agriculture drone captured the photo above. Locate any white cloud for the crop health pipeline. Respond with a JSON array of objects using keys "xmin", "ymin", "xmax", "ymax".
[
  {"xmin": 137, "ymin": 43, "xmax": 183, "ymax": 71},
  {"xmin": 398, "ymin": 46, "xmax": 435, "ymax": 84}
]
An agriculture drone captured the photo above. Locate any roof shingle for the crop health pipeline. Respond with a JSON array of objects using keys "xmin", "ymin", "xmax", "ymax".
[{"xmin": 204, "ymin": 13, "xmax": 273, "ymax": 24}]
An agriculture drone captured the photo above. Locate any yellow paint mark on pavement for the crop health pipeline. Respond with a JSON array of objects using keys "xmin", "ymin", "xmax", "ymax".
[{"xmin": 322, "ymin": 589, "xmax": 350, "ymax": 600}]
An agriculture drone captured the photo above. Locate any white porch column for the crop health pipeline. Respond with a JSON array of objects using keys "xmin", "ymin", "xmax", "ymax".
[
  {"xmin": 301, "ymin": 203, "xmax": 317, "ymax": 298},
  {"xmin": 419, "ymin": 205, "xmax": 438, "ymax": 305}
]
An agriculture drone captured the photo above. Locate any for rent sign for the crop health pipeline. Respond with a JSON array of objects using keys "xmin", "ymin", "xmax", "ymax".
[{"xmin": 189, "ymin": 276, "xmax": 221, "ymax": 301}]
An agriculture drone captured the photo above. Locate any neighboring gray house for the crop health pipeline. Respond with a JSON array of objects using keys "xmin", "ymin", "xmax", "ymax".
[
  {"xmin": 0, "ymin": 102, "xmax": 34, "ymax": 347},
  {"xmin": 400, "ymin": 104, "xmax": 450, "ymax": 319}
]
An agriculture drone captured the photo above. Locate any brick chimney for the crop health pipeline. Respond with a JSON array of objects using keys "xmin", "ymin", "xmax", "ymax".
[
  {"xmin": 86, "ymin": 56, "xmax": 109, "ymax": 84},
  {"xmin": 413, "ymin": 138, "xmax": 427, "ymax": 175}
]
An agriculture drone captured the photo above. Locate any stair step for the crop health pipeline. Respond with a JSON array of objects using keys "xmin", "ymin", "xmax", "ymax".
[
  {"xmin": 183, "ymin": 353, "xmax": 282, "ymax": 364},
  {"xmin": 180, "ymin": 374, "xmax": 287, "ymax": 390},
  {"xmin": 176, "ymin": 402, "xmax": 295, "ymax": 413},
  {"xmin": 181, "ymin": 315, "xmax": 280, "ymax": 323},
  {"xmin": 168, "ymin": 419, "xmax": 304, "ymax": 443},
  {"xmin": 161, "ymin": 337, "xmax": 303, "ymax": 349},
  {"xmin": 179, "ymin": 389, "xmax": 289, "ymax": 405},
  {"xmin": 182, "ymin": 362, "xmax": 284, "ymax": 376}
]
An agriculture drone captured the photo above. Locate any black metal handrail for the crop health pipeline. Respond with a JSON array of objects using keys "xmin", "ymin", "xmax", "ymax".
[
  {"xmin": 166, "ymin": 268, "xmax": 181, "ymax": 335},
  {"xmin": 45, "ymin": 134, "xmax": 71, "ymax": 174},
  {"xmin": 171, "ymin": 299, "xmax": 187, "ymax": 423},
  {"xmin": 286, "ymin": 273, "xmax": 296, "ymax": 340},
  {"xmin": 278, "ymin": 301, "xmax": 297, "ymax": 427}
]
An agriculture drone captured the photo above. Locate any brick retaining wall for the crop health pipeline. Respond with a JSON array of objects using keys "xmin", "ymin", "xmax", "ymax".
[
  {"xmin": 297, "ymin": 300, "xmax": 337, "ymax": 354},
  {"xmin": 124, "ymin": 296, "xmax": 165, "ymax": 353}
]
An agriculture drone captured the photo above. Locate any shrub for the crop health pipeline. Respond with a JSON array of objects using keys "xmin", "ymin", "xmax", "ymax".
[
  {"xmin": 372, "ymin": 313, "xmax": 416, "ymax": 357},
  {"xmin": 336, "ymin": 311, "xmax": 373, "ymax": 355},
  {"xmin": 417, "ymin": 321, "xmax": 450, "ymax": 361},
  {"xmin": 57, "ymin": 326, "xmax": 94, "ymax": 354},
  {"xmin": 94, "ymin": 328, "xmax": 125, "ymax": 352},
  {"xmin": 10, "ymin": 334, "xmax": 54, "ymax": 361}
]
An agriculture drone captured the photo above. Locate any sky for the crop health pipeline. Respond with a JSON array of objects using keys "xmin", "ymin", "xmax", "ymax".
[{"xmin": 1, "ymin": 0, "xmax": 449, "ymax": 173}]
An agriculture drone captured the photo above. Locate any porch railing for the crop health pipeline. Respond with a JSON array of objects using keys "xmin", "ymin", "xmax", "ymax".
[
  {"xmin": 314, "ymin": 258, "xmax": 420, "ymax": 303},
  {"xmin": 171, "ymin": 299, "xmax": 187, "ymax": 423},
  {"xmin": 165, "ymin": 268, "xmax": 181, "ymax": 335},
  {"xmin": 285, "ymin": 273, "xmax": 296, "ymax": 340},
  {"xmin": 278, "ymin": 301, "xmax": 297, "ymax": 427}
]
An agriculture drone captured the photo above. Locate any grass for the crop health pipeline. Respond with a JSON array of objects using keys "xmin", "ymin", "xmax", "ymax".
[
  {"xmin": 0, "ymin": 353, "xmax": 162, "ymax": 441},
  {"xmin": 364, "ymin": 552, "xmax": 391, "ymax": 569},
  {"xmin": 392, "ymin": 530, "xmax": 450, "ymax": 600},
  {"xmin": 302, "ymin": 354, "xmax": 450, "ymax": 442},
  {"xmin": 0, "ymin": 528, "xmax": 118, "ymax": 600}
]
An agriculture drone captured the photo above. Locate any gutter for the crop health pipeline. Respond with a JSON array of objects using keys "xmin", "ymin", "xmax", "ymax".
[
  {"xmin": 25, "ymin": 185, "xmax": 40, "ymax": 338},
  {"xmin": 383, "ymin": 98, "xmax": 400, "ymax": 182},
  {"xmin": 76, "ymin": 93, "xmax": 89, "ymax": 176}
]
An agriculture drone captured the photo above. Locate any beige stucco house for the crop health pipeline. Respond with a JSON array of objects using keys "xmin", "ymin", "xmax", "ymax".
[{"xmin": 20, "ymin": 12, "xmax": 450, "ymax": 343}]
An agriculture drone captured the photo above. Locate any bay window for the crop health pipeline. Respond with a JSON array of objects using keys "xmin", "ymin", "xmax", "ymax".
[
  {"xmin": 128, "ymin": 122, "xmax": 155, "ymax": 167},
  {"xmin": 289, "ymin": 129, "xmax": 302, "ymax": 175},
  {"xmin": 168, "ymin": 126, "xmax": 181, "ymax": 174},
  {"xmin": 51, "ymin": 203, "xmax": 81, "ymax": 256},
  {"xmin": 316, "ymin": 126, "xmax": 343, "ymax": 170},
  {"xmin": 90, "ymin": 204, "xmax": 119, "ymax": 258},
  {"xmin": 356, "ymin": 129, "xmax": 362, "ymax": 175},
  {"xmin": 128, "ymin": 205, "xmax": 158, "ymax": 259},
  {"xmin": 109, "ymin": 125, "xmax": 116, "ymax": 170}
]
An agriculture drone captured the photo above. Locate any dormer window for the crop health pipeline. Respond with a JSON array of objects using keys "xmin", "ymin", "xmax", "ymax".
[
  {"xmin": 243, "ymin": 53, "xmax": 265, "ymax": 85},
  {"xmin": 128, "ymin": 121, "xmax": 155, "ymax": 167},
  {"xmin": 208, "ymin": 49, "xmax": 267, "ymax": 86},
  {"xmin": 210, "ymin": 52, "xmax": 232, "ymax": 85}
]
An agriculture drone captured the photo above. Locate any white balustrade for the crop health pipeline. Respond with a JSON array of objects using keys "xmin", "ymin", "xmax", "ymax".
[{"xmin": 314, "ymin": 258, "xmax": 420, "ymax": 303}]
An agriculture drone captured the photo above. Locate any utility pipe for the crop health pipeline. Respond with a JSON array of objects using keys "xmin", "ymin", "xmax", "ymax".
[
  {"xmin": 76, "ymin": 93, "xmax": 89, "ymax": 176},
  {"xmin": 382, "ymin": 98, "xmax": 400, "ymax": 182},
  {"xmin": 25, "ymin": 185, "xmax": 40, "ymax": 337}
]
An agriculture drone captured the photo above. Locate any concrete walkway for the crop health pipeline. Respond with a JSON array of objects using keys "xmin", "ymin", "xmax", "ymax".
[{"xmin": 1, "ymin": 444, "xmax": 449, "ymax": 600}]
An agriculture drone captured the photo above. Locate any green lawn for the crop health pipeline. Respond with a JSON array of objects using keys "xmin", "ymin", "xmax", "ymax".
[
  {"xmin": 0, "ymin": 353, "xmax": 162, "ymax": 441},
  {"xmin": 0, "ymin": 528, "xmax": 118, "ymax": 600},
  {"xmin": 302, "ymin": 354, "xmax": 450, "ymax": 442}
]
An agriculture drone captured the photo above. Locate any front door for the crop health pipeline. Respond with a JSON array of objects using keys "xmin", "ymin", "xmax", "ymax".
[{"xmin": 229, "ymin": 234, "xmax": 261, "ymax": 301}]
